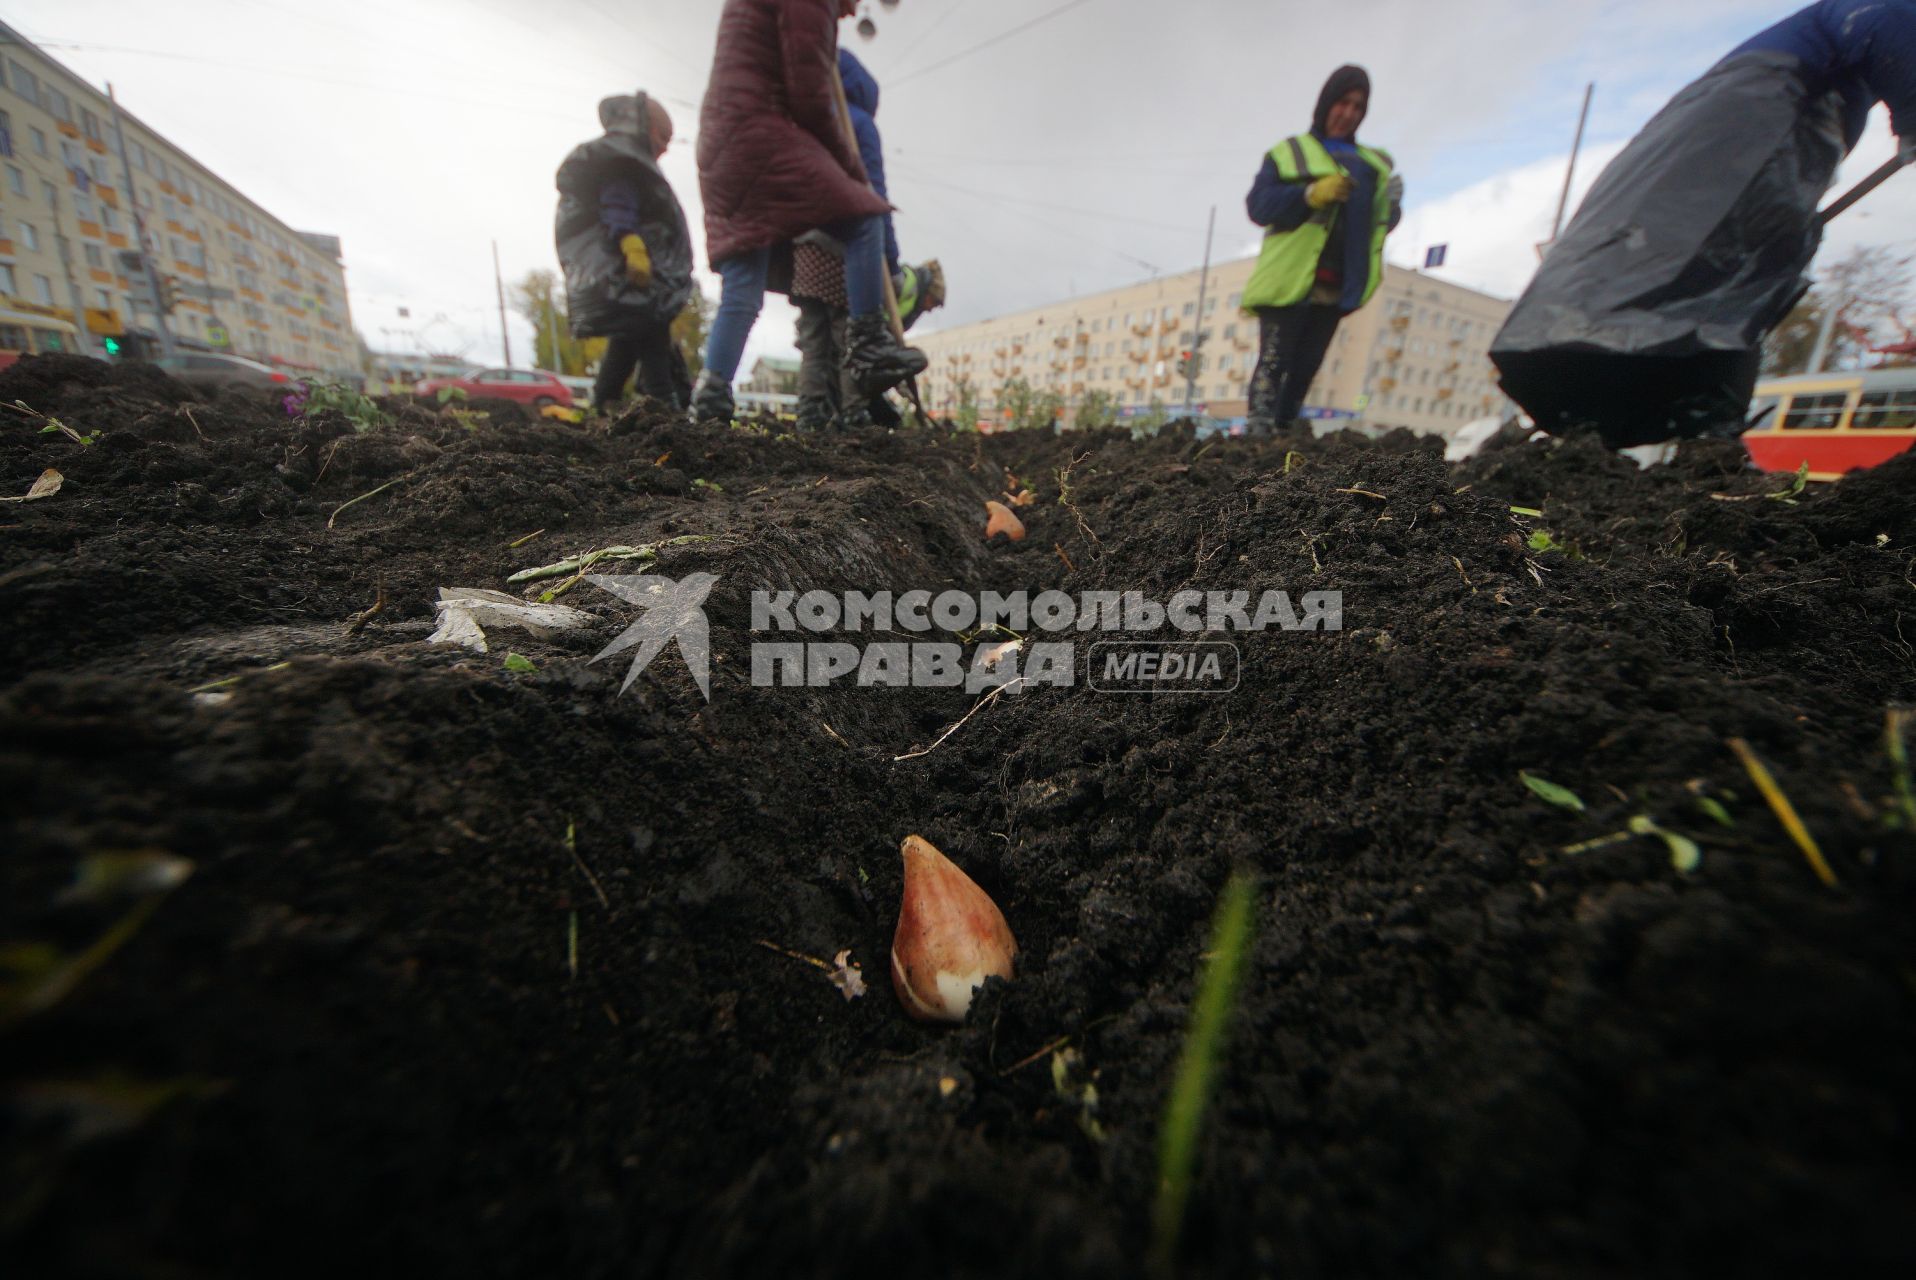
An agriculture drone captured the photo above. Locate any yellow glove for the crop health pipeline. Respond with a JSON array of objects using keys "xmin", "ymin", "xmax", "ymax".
[
  {"xmin": 619, "ymin": 233, "xmax": 652, "ymax": 287},
  {"xmin": 1305, "ymin": 175, "xmax": 1354, "ymax": 210}
]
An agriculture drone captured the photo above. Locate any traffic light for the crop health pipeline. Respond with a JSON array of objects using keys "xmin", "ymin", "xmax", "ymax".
[
  {"xmin": 1176, "ymin": 349, "xmax": 1193, "ymax": 379},
  {"xmin": 103, "ymin": 335, "xmax": 122, "ymax": 357}
]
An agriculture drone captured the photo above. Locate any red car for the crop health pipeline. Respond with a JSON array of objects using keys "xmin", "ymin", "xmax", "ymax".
[{"xmin": 415, "ymin": 367, "xmax": 574, "ymax": 410}]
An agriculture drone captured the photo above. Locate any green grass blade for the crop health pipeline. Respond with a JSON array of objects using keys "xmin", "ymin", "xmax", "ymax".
[{"xmin": 1150, "ymin": 871, "xmax": 1257, "ymax": 1274}]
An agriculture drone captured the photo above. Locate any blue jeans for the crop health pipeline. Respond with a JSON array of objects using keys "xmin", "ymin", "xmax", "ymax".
[{"xmin": 703, "ymin": 214, "xmax": 887, "ymax": 382}]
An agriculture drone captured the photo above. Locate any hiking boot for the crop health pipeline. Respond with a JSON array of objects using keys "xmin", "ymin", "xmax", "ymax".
[
  {"xmin": 836, "ymin": 397, "xmax": 874, "ymax": 431},
  {"xmin": 689, "ymin": 370, "xmax": 734, "ymax": 424},
  {"xmin": 795, "ymin": 392, "xmax": 835, "ymax": 433},
  {"xmin": 843, "ymin": 313, "xmax": 928, "ymax": 399}
]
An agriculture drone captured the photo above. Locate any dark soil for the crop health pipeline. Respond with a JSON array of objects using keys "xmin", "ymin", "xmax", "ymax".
[{"xmin": 3, "ymin": 354, "xmax": 1914, "ymax": 1278}]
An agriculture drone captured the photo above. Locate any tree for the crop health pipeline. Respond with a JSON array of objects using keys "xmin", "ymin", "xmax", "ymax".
[
  {"xmin": 1765, "ymin": 245, "xmax": 1915, "ymax": 375},
  {"xmin": 997, "ymin": 376, "xmax": 1063, "ymax": 432},
  {"xmin": 1075, "ymin": 388, "xmax": 1119, "ymax": 429},
  {"xmin": 951, "ymin": 374, "xmax": 980, "ymax": 431},
  {"xmin": 511, "ymin": 269, "xmax": 604, "ymax": 376}
]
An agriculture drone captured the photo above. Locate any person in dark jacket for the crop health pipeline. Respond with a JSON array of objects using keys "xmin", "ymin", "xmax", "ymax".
[
  {"xmin": 1240, "ymin": 65, "xmax": 1402, "ymax": 439},
  {"xmin": 555, "ymin": 92, "xmax": 695, "ymax": 411},
  {"xmin": 1492, "ymin": 0, "xmax": 1916, "ymax": 448},
  {"xmin": 692, "ymin": 0, "xmax": 927, "ymax": 423},
  {"xmin": 789, "ymin": 48, "xmax": 945, "ymax": 430}
]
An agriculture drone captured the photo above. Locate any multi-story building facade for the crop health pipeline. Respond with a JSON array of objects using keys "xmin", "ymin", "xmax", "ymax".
[
  {"xmin": 0, "ymin": 21, "xmax": 357, "ymax": 378},
  {"xmin": 913, "ymin": 259, "xmax": 1515, "ymax": 436}
]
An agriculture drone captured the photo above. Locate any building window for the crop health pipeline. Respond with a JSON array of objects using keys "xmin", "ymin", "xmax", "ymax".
[
  {"xmin": 20, "ymin": 221, "xmax": 38, "ymax": 251},
  {"xmin": 8, "ymin": 61, "xmax": 38, "ymax": 107},
  {"xmin": 103, "ymin": 207, "xmax": 121, "ymax": 232},
  {"xmin": 83, "ymin": 243, "xmax": 104, "ymax": 268},
  {"xmin": 0, "ymin": 265, "xmax": 14, "ymax": 294},
  {"xmin": 95, "ymin": 287, "xmax": 112, "ymax": 308},
  {"xmin": 6, "ymin": 165, "xmax": 23, "ymax": 196},
  {"xmin": 33, "ymin": 274, "xmax": 54, "ymax": 305},
  {"xmin": 29, "ymin": 126, "xmax": 46, "ymax": 157}
]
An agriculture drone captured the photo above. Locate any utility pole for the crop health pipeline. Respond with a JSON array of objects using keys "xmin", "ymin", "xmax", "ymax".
[
  {"xmin": 545, "ymin": 295, "xmax": 561, "ymax": 373},
  {"xmin": 1550, "ymin": 83, "xmax": 1595, "ymax": 244},
  {"xmin": 1183, "ymin": 205, "xmax": 1216, "ymax": 414},
  {"xmin": 1807, "ymin": 295, "xmax": 1843, "ymax": 374},
  {"xmin": 107, "ymin": 83, "xmax": 177, "ymax": 357},
  {"xmin": 492, "ymin": 240, "xmax": 513, "ymax": 367}
]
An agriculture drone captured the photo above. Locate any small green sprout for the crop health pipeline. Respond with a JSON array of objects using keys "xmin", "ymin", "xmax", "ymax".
[
  {"xmin": 1629, "ymin": 814, "xmax": 1702, "ymax": 875},
  {"xmin": 1520, "ymin": 771, "xmax": 1585, "ymax": 812},
  {"xmin": 503, "ymin": 653, "xmax": 536, "ymax": 674},
  {"xmin": 1767, "ymin": 461, "xmax": 1810, "ymax": 504},
  {"xmin": 1151, "ymin": 871, "xmax": 1256, "ymax": 1274}
]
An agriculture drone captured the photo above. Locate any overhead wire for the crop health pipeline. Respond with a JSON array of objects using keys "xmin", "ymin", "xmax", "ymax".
[
  {"xmin": 885, "ymin": 0, "xmax": 976, "ymax": 70},
  {"xmin": 887, "ymin": 161, "xmax": 1167, "ymax": 276},
  {"xmin": 888, "ymin": 0, "xmax": 1096, "ymax": 88}
]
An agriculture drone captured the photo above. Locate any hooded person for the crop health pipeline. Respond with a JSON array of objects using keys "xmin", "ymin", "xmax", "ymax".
[
  {"xmin": 555, "ymin": 92, "xmax": 695, "ymax": 411},
  {"xmin": 1239, "ymin": 65, "xmax": 1403, "ymax": 439},
  {"xmin": 1491, "ymin": 0, "xmax": 1916, "ymax": 449},
  {"xmin": 788, "ymin": 47, "xmax": 946, "ymax": 431},
  {"xmin": 692, "ymin": 0, "xmax": 928, "ymax": 423}
]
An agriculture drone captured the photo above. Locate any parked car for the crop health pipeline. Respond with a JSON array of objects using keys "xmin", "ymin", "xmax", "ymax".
[
  {"xmin": 414, "ymin": 367, "xmax": 574, "ymax": 409},
  {"xmin": 556, "ymin": 374, "xmax": 596, "ymax": 406},
  {"xmin": 150, "ymin": 352, "xmax": 297, "ymax": 392}
]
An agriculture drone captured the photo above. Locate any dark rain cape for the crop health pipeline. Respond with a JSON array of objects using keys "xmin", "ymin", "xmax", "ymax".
[
  {"xmin": 554, "ymin": 134, "xmax": 694, "ymax": 338},
  {"xmin": 1490, "ymin": 52, "xmax": 1848, "ymax": 448}
]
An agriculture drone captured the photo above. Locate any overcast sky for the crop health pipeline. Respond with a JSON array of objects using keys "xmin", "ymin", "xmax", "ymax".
[{"xmin": 11, "ymin": 0, "xmax": 1911, "ymax": 372}]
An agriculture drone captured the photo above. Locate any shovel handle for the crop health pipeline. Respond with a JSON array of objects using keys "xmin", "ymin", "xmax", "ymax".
[{"xmin": 1816, "ymin": 153, "xmax": 1906, "ymax": 228}]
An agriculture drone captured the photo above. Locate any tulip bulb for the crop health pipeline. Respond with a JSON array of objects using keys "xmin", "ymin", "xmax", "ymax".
[
  {"xmin": 891, "ymin": 834, "xmax": 1018, "ymax": 1023},
  {"xmin": 985, "ymin": 500, "xmax": 1026, "ymax": 542}
]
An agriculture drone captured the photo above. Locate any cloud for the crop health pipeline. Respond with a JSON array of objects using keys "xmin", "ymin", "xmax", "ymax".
[
  {"xmin": 10, "ymin": 0, "xmax": 1906, "ymax": 377},
  {"xmin": 1391, "ymin": 104, "xmax": 1911, "ymax": 309}
]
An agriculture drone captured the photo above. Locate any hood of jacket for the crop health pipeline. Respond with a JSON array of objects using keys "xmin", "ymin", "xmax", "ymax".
[{"xmin": 1311, "ymin": 64, "xmax": 1370, "ymax": 138}]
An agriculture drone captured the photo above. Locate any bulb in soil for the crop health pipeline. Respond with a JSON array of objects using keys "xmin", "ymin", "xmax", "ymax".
[
  {"xmin": 985, "ymin": 500, "xmax": 1026, "ymax": 542},
  {"xmin": 891, "ymin": 834, "xmax": 1018, "ymax": 1024}
]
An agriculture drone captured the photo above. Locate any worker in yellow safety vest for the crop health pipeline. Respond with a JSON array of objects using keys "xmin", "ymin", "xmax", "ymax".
[{"xmin": 1240, "ymin": 65, "xmax": 1402, "ymax": 438}]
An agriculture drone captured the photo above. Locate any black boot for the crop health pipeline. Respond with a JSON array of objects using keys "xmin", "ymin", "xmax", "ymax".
[
  {"xmin": 689, "ymin": 370, "xmax": 734, "ymax": 424},
  {"xmin": 843, "ymin": 313, "xmax": 928, "ymax": 399},
  {"xmin": 795, "ymin": 392, "xmax": 834, "ymax": 432}
]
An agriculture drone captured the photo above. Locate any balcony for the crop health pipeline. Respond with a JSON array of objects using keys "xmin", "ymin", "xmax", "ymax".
[{"xmin": 77, "ymin": 220, "xmax": 102, "ymax": 239}]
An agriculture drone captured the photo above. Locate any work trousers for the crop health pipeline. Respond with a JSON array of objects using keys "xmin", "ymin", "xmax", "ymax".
[
  {"xmin": 1247, "ymin": 303, "xmax": 1344, "ymax": 434},
  {"xmin": 703, "ymin": 214, "xmax": 888, "ymax": 384},
  {"xmin": 593, "ymin": 322, "xmax": 688, "ymax": 409}
]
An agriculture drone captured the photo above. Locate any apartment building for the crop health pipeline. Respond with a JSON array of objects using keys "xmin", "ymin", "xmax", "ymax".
[
  {"xmin": 913, "ymin": 258, "xmax": 1515, "ymax": 435},
  {"xmin": 0, "ymin": 21, "xmax": 357, "ymax": 377}
]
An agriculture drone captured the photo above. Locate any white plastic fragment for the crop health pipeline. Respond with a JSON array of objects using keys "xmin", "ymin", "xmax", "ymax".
[
  {"xmin": 830, "ymin": 950, "xmax": 867, "ymax": 1001},
  {"xmin": 428, "ymin": 587, "xmax": 593, "ymax": 653}
]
